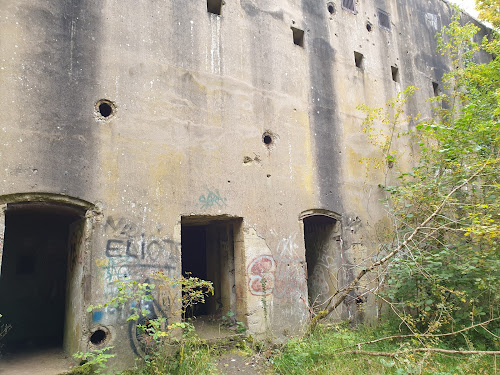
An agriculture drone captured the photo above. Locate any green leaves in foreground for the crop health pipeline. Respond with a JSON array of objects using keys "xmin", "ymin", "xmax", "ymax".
[
  {"xmin": 272, "ymin": 325, "xmax": 496, "ymax": 375},
  {"xmin": 380, "ymin": 11, "xmax": 500, "ymax": 348}
]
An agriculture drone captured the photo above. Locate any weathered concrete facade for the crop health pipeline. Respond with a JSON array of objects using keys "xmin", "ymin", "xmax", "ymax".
[{"xmin": 0, "ymin": 0, "xmax": 488, "ymax": 363}]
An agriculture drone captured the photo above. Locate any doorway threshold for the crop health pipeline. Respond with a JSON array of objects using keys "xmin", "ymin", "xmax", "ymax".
[
  {"xmin": 191, "ymin": 316, "xmax": 245, "ymax": 344},
  {"xmin": 0, "ymin": 347, "xmax": 73, "ymax": 375}
]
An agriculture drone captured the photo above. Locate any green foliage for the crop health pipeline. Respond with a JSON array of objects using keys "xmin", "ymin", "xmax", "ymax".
[
  {"xmin": 272, "ymin": 324, "xmax": 496, "ymax": 375},
  {"xmin": 87, "ymin": 280, "xmax": 156, "ymax": 322},
  {"xmin": 154, "ymin": 272, "xmax": 214, "ymax": 321},
  {"xmin": 477, "ymin": 0, "xmax": 500, "ymax": 29},
  {"xmin": 221, "ymin": 311, "xmax": 247, "ymax": 333},
  {"xmin": 87, "ymin": 273, "xmax": 215, "ymax": 374},
  {"xmin": 71, "ymin": 346, "xmax": 115, "ymax": 375},
  {"xmin": 133, "ymin": 273, "xmax": 216, "ymax": 374},
  {"xmin": 131, "ymin": 336, "xmax": 219, "ymax": 375},
  {"xmin": 362, "ymin": 10, "xmax": 500, "ymax": 348},
  {"xmin": 236, "ymin": 321, "xmax": 247, "ymax": 334},
  {"xmin": 357, "ymin": 86, "xmax": 419, "ymax": 173},
  {"xmin": 87, "ymin": 272, "xmax": 214, "ymax": 335}
]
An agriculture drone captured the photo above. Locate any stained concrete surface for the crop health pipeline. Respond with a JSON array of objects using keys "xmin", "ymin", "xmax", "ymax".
[
  {"xmin": 0, "ymin": 348, "xmax": 73, "ymax": 375},
  {"xmin": 0, "ymin": 0, "xmax": 492, "ymax": 368},
  {"xmin": 193, "ymin": 316, "xmax": 242, "ymax": 341}
]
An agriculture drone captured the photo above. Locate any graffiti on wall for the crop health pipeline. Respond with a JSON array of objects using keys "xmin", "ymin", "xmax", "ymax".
[
  {"xmin": 98, "ymin": 216, "xmax": 179, "ymax": 298},
  {"xmin": 248, "ymin": 255, "xmax": 276, "ymax": 296},
  {"xmin": 104, "ymin": 217, "xmax": 179, "ymax": 261},
  {"xmin": 273, "ymin": 234, "xmax": 307, "ymax": 298},
  {"xmin": 127, "ymin": 278, "xmax": 168, "ymax": 356},
  {"xmin": 198, "ymin": 188, "xmax": 227, "ymax": 209},
  {"xmin": 91, "ymin": 275, "xmax": 168, "ymax": 357},
  {"xmin": 247, "ymin": 234, "xmax": 307, "ymax": 298},
  {"xmin": 90, "ymin": 216, "xmax": 182, "ymax": 356},
  {"xmin": 306, "ymin": 231, "xmax": 344, "ymax": 301}
]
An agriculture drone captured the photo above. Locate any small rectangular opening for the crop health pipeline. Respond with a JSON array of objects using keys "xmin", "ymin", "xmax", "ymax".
[
  {"xmin": 342, "ymin": 0, "xmax": 356, "ymax": 13},
  {"xmin": 291, "ymin": 27, "xmax": 304, "ymax": 47},
  {"xmin": 432, "ymin": 81, "xmax": 440, "ymax": 96},
  {"xmin": 377, "ymin": 9, "xmax": 391, "ymax": 31},
  {"xmin": 207, "ymin": 0, "xmax": 222, "ymax": 15},
  {"xmin": 391, "ymin": 66, "xmax": 399, "ymax": 82},
  {"xmin": 354, "ymin": 51, "xmax": 364, "ymax": 69}
]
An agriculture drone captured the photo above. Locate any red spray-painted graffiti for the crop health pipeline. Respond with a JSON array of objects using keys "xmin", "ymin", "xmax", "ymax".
[
  {"xmin": 247, "ymin": 255, "xmax": 276, "ymax": 296},
  {"xmin": 247, "ymin": 234, "xmax": 307, "ymax": 299}
]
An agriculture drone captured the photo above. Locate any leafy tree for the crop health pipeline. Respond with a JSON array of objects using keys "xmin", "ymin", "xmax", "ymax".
[
  {"xmin": 378, "ymin": 10, "xmax": 499, "ymax": 346},
  {"xmin": 476, "ymin": 0, "xmax": 500, "ymax": 28},
  {"xmin": 308, "ymin": 6, "xmax": 500, "ymax": 351}
]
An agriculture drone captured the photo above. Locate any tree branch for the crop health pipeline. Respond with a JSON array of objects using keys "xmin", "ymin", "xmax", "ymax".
[
  {"xmin": 306, "ymin": 163, "xmax": 488, "ymax": 334},
  {"xmin": 331, "ymin": 317, "xmax": 500, "ymax": 353},
  {"xmin": 341, "ymin": 348, "xmax": 500, "ymax": 357}
]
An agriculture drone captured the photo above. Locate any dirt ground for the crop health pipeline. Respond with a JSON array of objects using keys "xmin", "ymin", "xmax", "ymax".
[
  {"xmin": 0, "ymin": 348, "xmax": 272, "ymax": 375},
  {"xmin": 0, "ymin": 347, "xmax": 74, "ymax": 375},
  {"xmin": 216, "ymin": 352, "xmax": 269, "ymax": 375}
]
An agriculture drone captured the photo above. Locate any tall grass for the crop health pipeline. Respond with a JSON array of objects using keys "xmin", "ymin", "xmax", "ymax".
[{"xmin": 272, "ymin": 324, "xmax": 497, "ymax": 375}]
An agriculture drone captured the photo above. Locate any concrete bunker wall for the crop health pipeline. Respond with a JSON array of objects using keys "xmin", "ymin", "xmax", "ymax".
[
  {"xmin": 0, "ymin": 199, "xmax": 349, "ymax": 357},
  {"xmin": 0, "ymin": 0, "xmax": 492, "ymax": 366}
]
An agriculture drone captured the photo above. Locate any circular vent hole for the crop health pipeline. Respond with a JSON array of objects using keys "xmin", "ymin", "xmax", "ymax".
[
  {"xmin": 90, "ymin": 329, "xmax": 107, "ymax": 345},
  {"xmin": 99, "ymin": 103, "xmax": 112, "ymax": 117},
  {"xmin": 327, "ymin": 2, "xmax": 335, "ymax": 14},
  {"xmin": 263, "ymin": 135, "xmax": 273, "ymax": 145},
  {"xmin": 96, "ymin": 99, "xmax": 115, "ymax": 119}
]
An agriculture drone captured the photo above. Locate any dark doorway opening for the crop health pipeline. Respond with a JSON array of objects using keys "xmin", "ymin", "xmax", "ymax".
[
  {"xmin": 0, "ymin": 203, "xmax": 84, "ymax": 354},
  {"xmin": 303, "ymin": 214, "xmax": 341, "ymax": 312},
  {"xmin": 181, "ymin": 217, "xmax": 240, "ymax": 319}
]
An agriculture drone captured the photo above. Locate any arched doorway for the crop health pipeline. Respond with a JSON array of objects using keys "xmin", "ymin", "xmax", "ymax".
[
  {"xmin": 0, "ymin": 194, "xmax": 95, "ymax": 355},
  {"xmin": 300, "ymin": 209, "xmax": 342, "ymax": 313}
]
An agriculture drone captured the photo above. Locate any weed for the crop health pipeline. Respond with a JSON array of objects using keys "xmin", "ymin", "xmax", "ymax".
[
  {"xmin": 221, "ymin": 311, "xmax": 247, "ymax": 334},
  {"xmin": 70, "ymin": 346, "xmax": 115, "ymax": 375},
  {"xmin": 272, "ymin": 324, "xmax": 497, "ymax": 375}
]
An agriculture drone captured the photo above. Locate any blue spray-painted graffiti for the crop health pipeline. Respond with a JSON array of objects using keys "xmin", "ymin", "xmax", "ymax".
[{"xmin": 198, "ymin": 188, "xmax": 227, "ymax": 209}]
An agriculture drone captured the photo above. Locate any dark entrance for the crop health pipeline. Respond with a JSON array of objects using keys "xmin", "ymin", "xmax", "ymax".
[
  {"xmin": 181, "ymin": 217, "xmax": 239, "ymax": 318},
  {"xmin": 0, "ymin": 202, "xmax": 84, "ymax": 353},
  {"xmin": 303, "ymin": 214, "xmax": 341, "ymax": 312}
]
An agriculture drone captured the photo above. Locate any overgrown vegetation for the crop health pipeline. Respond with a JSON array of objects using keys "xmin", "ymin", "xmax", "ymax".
[
  {"xmin": 71, "ymin": 347, "xmax": 116, "ymax": 375},
  {"xmin": 68, "ymin": 273, "xmax": 219, "ymax": 375},
  {"xmin": 273, "ymin": 323, "xmax": 497, "ymax": 375},
  {"xmin": 307, "ymin": 0, "xmax": 499, "ymax": 365},
  {"xmin": 376, "ymin": 10, "xmax": 499, "ymax": 349},
  {"xmin": 477, "ymin": 0, "xmax": 500, "ymax": 28}
]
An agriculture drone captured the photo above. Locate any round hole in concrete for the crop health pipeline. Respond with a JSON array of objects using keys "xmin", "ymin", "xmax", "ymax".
[
  {"xmin": 327, "ymin": 2, "xmax": 335, "ymax": 14},
  {"xmin": 263, "ymin": 134, "xmax": 273, "ymax": 145},
  {"xmin": 95, "ymin": 99, "xmax": 115, "ymax": 119},
  {"xmin": 366, "ymin": 22, "xmax": 373, "ymax": 32},
  {"xmin": 90, "ymin": 329, "xmax": 108, "ymax": 345}
]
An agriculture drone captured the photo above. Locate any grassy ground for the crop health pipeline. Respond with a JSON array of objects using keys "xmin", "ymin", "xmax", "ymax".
[
  {"xmin": 65, "ymin": 323, "xmax": 499, "ymax": 375},
  {"xmin": 271, "ymin": 324, "xmax": 497, "ymax": 375}
]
